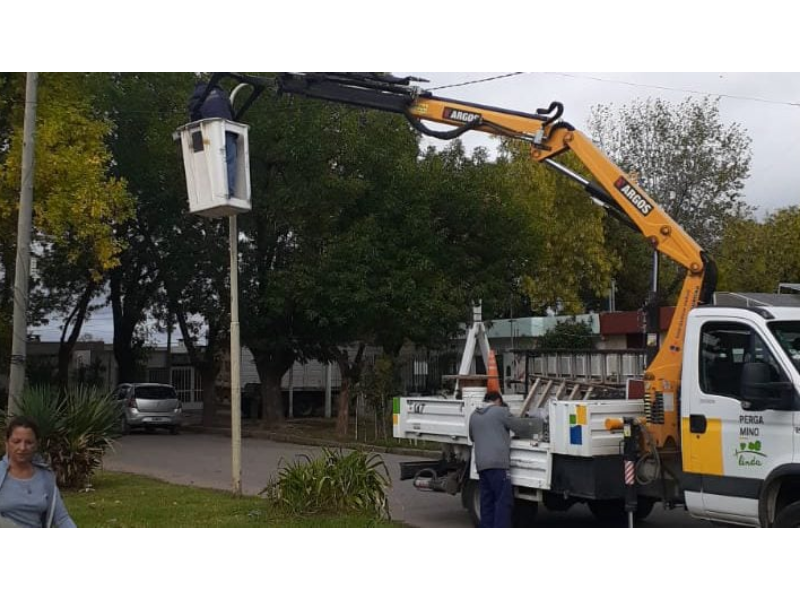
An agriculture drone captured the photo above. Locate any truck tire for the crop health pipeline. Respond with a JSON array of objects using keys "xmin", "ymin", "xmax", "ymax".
[
  {"xmin": 589, "ymin": 498, "xmax": 655, "ymax": 525},
  {"xmin": 774, "ymin": 501, "xmax": 800, "ymax": 527},
  {"xmin": 462, "ymin": 479, "xmax": 481, "ymax": 527},
  {"xmin": 512, "ymin": 498, "xmax": 539, "ymax": 527}
]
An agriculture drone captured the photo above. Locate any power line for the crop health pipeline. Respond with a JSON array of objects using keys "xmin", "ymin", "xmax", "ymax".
[
  {"xmin": 427, "ymin": 72, "xmax": 526, "ymax": 91},
  {"xmin": 548, "ymin": 72, "xmax": 800, "ymax": 108}
]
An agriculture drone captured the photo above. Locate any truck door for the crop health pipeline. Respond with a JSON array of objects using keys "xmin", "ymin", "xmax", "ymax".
[
  {"xmin": 683, "ymin": 319, "xmax": 795, "ymax": 525},
  {"xmin": 768, "ymin": 321, "xmax": 800, "ymax": 482}
]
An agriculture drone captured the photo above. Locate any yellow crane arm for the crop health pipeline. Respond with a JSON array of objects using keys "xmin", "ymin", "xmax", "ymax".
[{"xmin": 276, "ymin": 72, "xmax": 718, "ymax": 448}]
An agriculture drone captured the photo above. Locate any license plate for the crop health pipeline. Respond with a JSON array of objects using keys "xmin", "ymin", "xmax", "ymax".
[{"xmin": 145, "ymin": 417, "xmax": 168, "ymax": 423}]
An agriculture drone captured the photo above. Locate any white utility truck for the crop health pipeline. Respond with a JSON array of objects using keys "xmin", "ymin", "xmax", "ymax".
[
  {"xmin": 271, "ymin": 72, "xmax": 800, "ymax": 526},
  {"xmin": 394, "ymin": 297, "xmax": 800, "ymax": 527}
]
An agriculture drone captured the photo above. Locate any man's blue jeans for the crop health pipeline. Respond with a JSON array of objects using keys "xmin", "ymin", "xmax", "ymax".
[
  {"xmin": 225, "ymin": 131, "xmax": 238, "ymax": 197},
  {"xmin": 479, "ymin": 468, "xmax": 513, "ymax": 528}
]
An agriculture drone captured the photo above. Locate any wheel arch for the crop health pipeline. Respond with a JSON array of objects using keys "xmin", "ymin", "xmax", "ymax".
[{"xmin": 759, "ymin": 465, "xmax": 800, "ymax": 527}]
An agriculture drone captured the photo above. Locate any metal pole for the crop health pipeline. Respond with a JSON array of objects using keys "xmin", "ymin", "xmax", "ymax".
[
  {"xmin": 622, "ymin": 417, "xmax": 638, "ymax": 528},
  {"xmin": 225, "ymin": 83, "xmax": 252, "ymax": 496},
  {"xmin": 8, "ymin": 73, "xmax": 39, "ymax": 414},
  {"xmin": 645, "ymin": 250, "xmax": 660, "ymax": 367},
  {"xmin": 229, "ymin": 214, "xmax": 242, "ymax": 496}
]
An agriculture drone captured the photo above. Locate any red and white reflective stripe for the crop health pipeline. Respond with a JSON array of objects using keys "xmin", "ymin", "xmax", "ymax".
[{"xmin": 624, "ymin": 460, "xmax": 635, "ymax": 486}]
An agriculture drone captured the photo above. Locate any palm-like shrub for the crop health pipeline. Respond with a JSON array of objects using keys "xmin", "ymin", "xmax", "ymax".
[
  {"xmin": 0, "ymin": 385, "xmax": 121, "ymax": 489},
  {"xmin": 263, "ymin": 448, "xmax": 391, "ymax": 520}
]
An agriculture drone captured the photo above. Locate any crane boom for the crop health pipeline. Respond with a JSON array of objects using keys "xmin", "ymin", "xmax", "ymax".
[{"xmin": 275, "ymin": 72, "xmax": 717, "ymax": 449}]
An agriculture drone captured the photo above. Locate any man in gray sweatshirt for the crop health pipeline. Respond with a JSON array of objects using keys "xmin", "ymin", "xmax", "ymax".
[{"xmin": 468, "ymin": 391, "xmax": 516, "ymax": 527}]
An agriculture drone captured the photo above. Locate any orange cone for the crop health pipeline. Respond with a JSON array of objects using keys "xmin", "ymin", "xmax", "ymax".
[{"xmin": 486, "ymin": 350, "xmax": 500, "ymax": 394}]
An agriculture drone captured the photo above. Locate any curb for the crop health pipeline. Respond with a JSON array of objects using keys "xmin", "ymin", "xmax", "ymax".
[{"xmin": 183, "ymin": 424, "xmax": 441, "ymax": 459}]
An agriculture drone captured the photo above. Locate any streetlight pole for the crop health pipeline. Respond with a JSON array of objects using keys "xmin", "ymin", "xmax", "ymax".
[
  {"xmin": 8, "ymin": 73, "xmax": 39, "ymax": 414},
  {"xmin": 229, "ymin": 212, "xmax": 242, "ymax": 496},
  {"xmin": 177, "ymin": 75, "xmax": 260, "ymax": 496},
  {"xmin": 226, "ymin": 82, "xmax": 252, "ymax": 497}
]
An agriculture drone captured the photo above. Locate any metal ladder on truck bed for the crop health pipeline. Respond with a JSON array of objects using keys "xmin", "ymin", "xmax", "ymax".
[{"xmin": 517, "ymin": 376, "xmax": 603, "ymax": 417}]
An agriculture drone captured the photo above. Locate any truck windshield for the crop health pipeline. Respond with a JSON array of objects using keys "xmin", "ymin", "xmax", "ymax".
[{"xmin": 768, "ymin": 321, "xmax": 800, "ymax": 375}]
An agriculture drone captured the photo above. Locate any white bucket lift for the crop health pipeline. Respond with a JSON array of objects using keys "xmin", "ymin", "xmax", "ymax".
[{"xmin": 175, "ymin": 118, "xmax": 251, "ymax": 218}]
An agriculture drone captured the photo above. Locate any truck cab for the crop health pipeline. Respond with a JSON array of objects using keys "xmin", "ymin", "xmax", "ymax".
[{"xmin": 680, "ymin": 305, "xmax": 800, "ymax": 526}]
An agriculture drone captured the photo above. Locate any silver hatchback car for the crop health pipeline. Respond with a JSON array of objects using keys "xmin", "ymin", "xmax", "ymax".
[{"xmin": 115, "ymin": 383, "xmax": 182, "ymax": 435}]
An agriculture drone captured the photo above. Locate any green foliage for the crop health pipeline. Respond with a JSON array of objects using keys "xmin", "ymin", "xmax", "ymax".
[
  {"xmin": 498, "ymin": 140, "xmax": 615, "ymax": 313},
  {"xmin": 717, "ymin": 207, "xmax": 800, "ymax": 292},
  {"xmin": 588, "ymin": 96, "xmax": 752, "ymax": 252},
  {"xmin": 91, "ymin": 72, "xmax": 207, "ymax": 383},
  {"xmin": 262, "ymin": 448, "xmax": 391, "ymax": 519},
  {"xmin": 0, "ymin": 384, "xmax": 121, "ymax": 489},
  {"xmin": 0, "ymin": 74, "xmax": 135, "ymax": 375},
  {"xmin": 587, "ymin": 96, "xmax": 753, "ymax": 309},
  {"xmin": 357, "ymin": 356, "xmax": 400, "ymax": 441},
  {"xmin": 63, "ymin": 472, "xmax": 399, "ymax": 528},
  {"xmin": 0, "ymin": 74, "xmax": 134, "ymax": 277},
  {"xmin": 539, "ymin": 318, "xmax": 595, "ymax": 351}
]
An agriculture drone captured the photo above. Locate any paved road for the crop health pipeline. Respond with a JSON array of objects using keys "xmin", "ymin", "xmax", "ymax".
[{"xmin": 103, "ymin": 430, "xmax": 709, "ymax": 528}]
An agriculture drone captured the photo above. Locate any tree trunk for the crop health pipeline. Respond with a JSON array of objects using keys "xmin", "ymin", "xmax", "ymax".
[
  {"xmin": 114, "ymin": 345, "xmax": 139, "ymax": 383},
  {"xmin": 200, "ymin": 366, "xmax": 218, "ymax": 426},
  {"xmin": 57, "ymin": 280, "xmax": 95, "ymax": 390},
  {"xmin": 333, "ymin": 343, "xmax": 366, "ymax": 439},
  {"xmin": 110, "ymin": 270, "xmax": 147, "ymax": 384},
  {"xmin": 336, "ymin": 374, "xmax": 352, "ymax": 438},
  {"xmin": 260, "ymin": 372, "xmax": 284, "ymax": 425},
  {"xmin": 251, "ymin": 348, "xmax": 294, "ymax": 427}
]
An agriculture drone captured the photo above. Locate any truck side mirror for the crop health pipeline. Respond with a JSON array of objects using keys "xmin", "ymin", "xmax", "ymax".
[{"xmin": 741, "ymin": 362, "xmax": 793, "ymax": 410}]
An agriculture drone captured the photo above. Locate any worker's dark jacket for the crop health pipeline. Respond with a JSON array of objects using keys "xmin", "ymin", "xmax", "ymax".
[{"xmin": 188, "ymin": 83, "xmax": 233, "ymax": 121}]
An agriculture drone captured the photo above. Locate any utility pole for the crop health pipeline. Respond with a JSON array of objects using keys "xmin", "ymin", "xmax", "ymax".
[{"xmin": 8, "ymin": 73, "xmax": 39, "ymax": 415}]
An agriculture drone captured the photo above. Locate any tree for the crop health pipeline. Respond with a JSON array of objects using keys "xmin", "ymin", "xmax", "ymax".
[
  {"xmin": 90, "ymin": 73, "xmax": 214, "ymax": 387},
  {"xmin": 717, "ymin": 207, "xmax": 800, "ymax": 292},
  {"xmin": 304, "ymin": 130, "xmax": 562, "ymax": 437},
  {"xmin": 0, "ymin": 73, "xmax": 134, "ymax": 388},
  {"xmin": 497, "ymin": 140, "xmax": 617, "ymax": 314},
  {"xmin": 588, "ymin": 97, "xmax": 752, "ymax": 250},
  {"xmin": 539, "ymin": 318, "xmax": 595, "ymax": 351},
  {"xmin": 716, "ymin": 215, "xmax": 771, "ymax": 292},
  {"xmin": 587, "ymin": 96, "xmax": 753, "ymax": 308}
]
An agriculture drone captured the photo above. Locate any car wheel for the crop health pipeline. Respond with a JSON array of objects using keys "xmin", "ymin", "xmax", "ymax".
[{"xmin": 169, "ymin": 426, "xmax": 180, "ymax": 436}]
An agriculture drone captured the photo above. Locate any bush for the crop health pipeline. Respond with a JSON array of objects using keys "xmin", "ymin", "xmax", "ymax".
[
  {"xmin": 263, "ymin": 448, "xmax": 391, "ymax": 519},
  {"xmin": 0, "ymin": 385, "xmax": 121, "ymax": 489},
  {"xmin": 540, "ymin": 317, "xmax": 595, "ymax": 350}
]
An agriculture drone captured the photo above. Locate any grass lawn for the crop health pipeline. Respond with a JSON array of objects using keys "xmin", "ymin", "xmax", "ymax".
[{"xmin": 63, "ymin": 471, "xmax": 400, "ymax": 528}]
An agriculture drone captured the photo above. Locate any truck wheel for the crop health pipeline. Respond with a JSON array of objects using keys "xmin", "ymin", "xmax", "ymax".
[
  {"xmin": 462, "ymin": 479, "xmax": 481, "ymax": 527},
  {"xmin": 634, "ymin": 497, "xmax": 656, "ymax": 521},
  {"xmin": 589, "ymin": 498, "xmax": 655, "ymax": 524},
  {"xmin": 774, "ymin": 501, "xmax": 800, "ymax": 527},
  {"xmin": 588, "ymin": 500, "xmax": 626, "ymax": 525},
  {"xmin": 512, "ymin": 498, "xmax": 539, "ymax": 527}
]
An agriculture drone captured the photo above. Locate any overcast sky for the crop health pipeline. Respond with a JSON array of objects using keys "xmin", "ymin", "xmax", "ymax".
[
  {"xmin": 32, "ymin": 71, "xmax": 800, "ymax": 344},
  {"xmin": 397, "ymin": 72, "xmax": 800, "ymax": 215}
]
